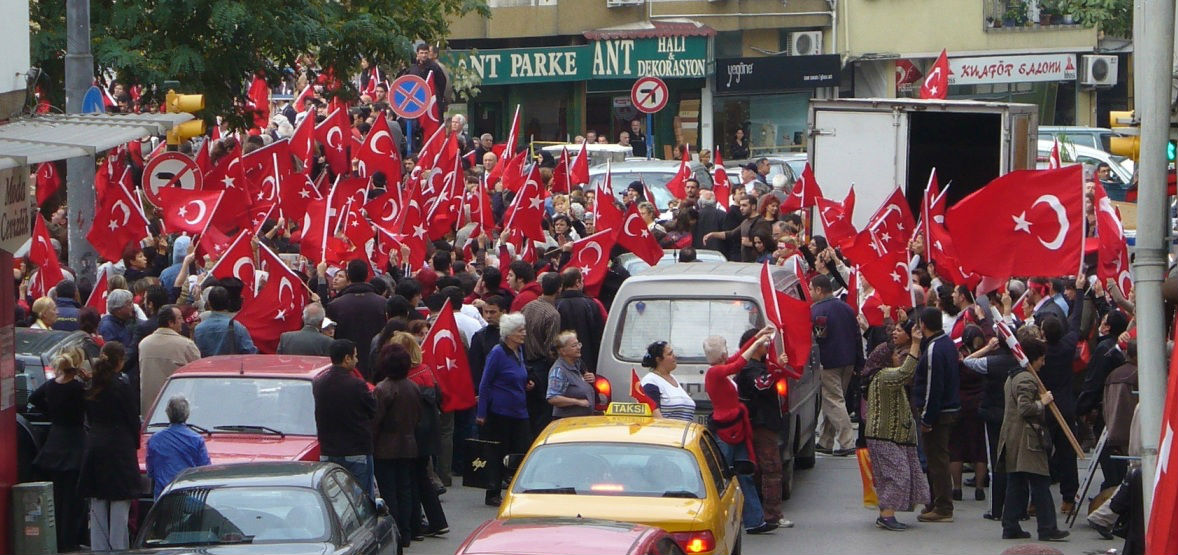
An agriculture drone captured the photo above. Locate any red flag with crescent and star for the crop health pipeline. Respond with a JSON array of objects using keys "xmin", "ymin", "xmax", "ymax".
[
  {"xmin": 920, "ymin": 49, "xmax": 950, "ymax": 100},
  {"xmin": 29, "ymin": 217, "xmax": 64, "ymax": 299},
  {"xmin": 206, "ymin": 229, "xmax": 257, "ymax": 297},
  {"xmin": 355, "ymin": 112, "xmax": 403, "ymax": 185},
  {"xmin": 712, "ymin": 148, "xmax": 731, "ymax": 209},
  {"xmin": 615, "ymin": 203, "xmax": 663, "ymax": 266},
  {"xmin": 86, "ymin": 267, "xmax": 110, "ymax": 313},
  {"xmin": 315, "ymin": 107, "xmax": 351, "ymax": 175},
  {"xmin": 780, "ymin": 163, "xmax": 824, "ymax": 213},
  {"xmin": 565, "ymin": 230, "xmax": 618, "ymax": 291},
  {"xmin": 235, "ymin": 244, "xmax": 311, "ymax": 353},
  {"xmin": 593, "ymin": 162, "xmax": 624, "ymax": 234},
  {"xmin": 87, "ymin": 169, "xmax": 150, "ymax": 262},
  {"xmin": 946, "ymin": 165, "xmax": 1084, "ymax": 280},
  {"xmin": 159, "ymin": 189, "xmax": 224, "ymax": 235},
  {"xmin": 758, "ymin": 262, "xmax": 809, "ymax": 379},
  {"xmin": 631, "ymin": 368, "xmax": 656, "ymax": 410},
  {"xmin": 422, "ymin": 300, "xmax": 477, "ymax": 412},
  {"xmin": 815, "ymin": 186, "xmax": 857, "ymax": 249},
  {"xmin": 1092, "ymin": 181, "xmax": 1133, "ymax": 296}
]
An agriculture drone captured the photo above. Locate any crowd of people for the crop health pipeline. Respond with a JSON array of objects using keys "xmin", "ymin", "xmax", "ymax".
[{"xmin": 17, "ymin": 47, "xmax": 1153, "ymax": 554}]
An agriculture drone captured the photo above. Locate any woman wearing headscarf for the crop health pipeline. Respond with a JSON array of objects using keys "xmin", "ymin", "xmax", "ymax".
[
  {"xmin": 863, "ymin": 322, "xmax": 927, "ymax": 531},
  {"xmin": 545, "ymin": 331, "xmax": 596, "ymax": 419},
  {"xmin": 477, "ymin": 312, "xmax": 533, "ymax": 507},
  {"xmin": 77, "ymin": 342, "xmax": 140, "ymax": 551},
  {"xmin": 28, "ymin": 346, "xmax": 88, "ymax": 551}
]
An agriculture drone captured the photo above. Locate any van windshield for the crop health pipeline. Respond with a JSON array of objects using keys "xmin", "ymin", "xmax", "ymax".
[{"xmin": 615, "ymin": 298, "xmax": 763, "ymax": 362}]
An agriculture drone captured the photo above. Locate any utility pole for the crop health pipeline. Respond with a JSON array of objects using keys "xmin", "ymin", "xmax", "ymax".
[
  {"xmin": 64, "ymin": 0, "xmax": 98, "ymax": 280},
  {"xmin": 1131, "ymin": 0, "xmax": 1175, "ymax": 521}
]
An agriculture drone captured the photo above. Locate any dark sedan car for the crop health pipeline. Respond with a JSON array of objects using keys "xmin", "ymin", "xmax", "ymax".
[{"xmin": 123, "ymin": 462, "xmax": 400, "ymax": 555}]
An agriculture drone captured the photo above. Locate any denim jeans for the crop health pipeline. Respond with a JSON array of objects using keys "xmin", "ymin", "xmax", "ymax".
[
  {"xmin": 716, "ymin": 439, "xmax": 765, "ymax": 529},
  {"xmin": 322, "ymin": 454, "xmax": 374, "ymax": 497}
]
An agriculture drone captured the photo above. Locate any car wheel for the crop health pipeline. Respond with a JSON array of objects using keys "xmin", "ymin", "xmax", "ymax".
[
  {"xmin": 780, "ymin": 450, "xmax": 796, "ymax": 501},
  {"xmin": 730, "ymin": 529, "xmax": 742, "ymax": 555},
  {"xmin": 794, "ymin": 393, "xmax": 820, "ymax": 470}
]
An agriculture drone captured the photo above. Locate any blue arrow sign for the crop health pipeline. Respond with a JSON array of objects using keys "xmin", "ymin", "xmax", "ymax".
[{"xmin": 82, "ymin": 86, "xmax": 107, "ymax": 114}]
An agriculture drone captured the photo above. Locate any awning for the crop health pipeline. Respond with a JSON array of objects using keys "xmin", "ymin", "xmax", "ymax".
[
  {"xmin": 0, "ymin": 112, "xmax": 194, "ymax": 170},
  {"xmin": 583, "ymin": 19, "xmax": 715, "ymax": 40}
]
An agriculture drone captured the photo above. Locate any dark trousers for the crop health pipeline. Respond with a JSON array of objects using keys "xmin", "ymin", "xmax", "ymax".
[
  {"xmin": 526, "ymin": 359, "xmax": 554, "ymax": 436},
  {"xmin": 452, "ymin": 408, "xmax": 476, "ymax": 476},
  {"xmin": 412, "ymin": 456, "xmax": 447, "ymax": 534},
  {"xmin": 1099, "ymin": 448, "xmax": 1128, "ymax": 491},
  {"xmin": 1048, "ymin": 420, "xmax": 1079, "ymax": 502},
  {"xmin": 373, "ymin": 459, "xmax": 415, "ymax": 548},
  {"xmin": 984, "ymin": 418, "xmax": 1008, "ymax": 518},
  {"xmin": 50, "ymin": 469, "xmax": 83, "ymax": 551},
  {"xmin": 481, "ymin": 412, "xmax": 533, "ymax": 498},
  {"xmin": 921, "ymin": 412, "xmax": 958, "ymax": 515},
  {"xmin": 1003, "ymin": 471, "xmax": 1058, "ymax": 536}
]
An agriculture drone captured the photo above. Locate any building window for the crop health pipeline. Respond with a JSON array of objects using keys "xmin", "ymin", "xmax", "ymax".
[
  {"xmin": 715, "ymin": 92, "xmax": 810, "ymax": 159},
  {"xmin": 715, "ymin": 31, "xmax": 743, "ymax": 58}
]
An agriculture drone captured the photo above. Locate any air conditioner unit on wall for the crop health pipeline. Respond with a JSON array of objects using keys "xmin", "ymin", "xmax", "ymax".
[
  {"xmin": 789, "ymin": 31, "xmax": 823, "ymax": 56},
  {"xmin": 1080, "ymin": 55, "xmax": 1118, "ymax": 87},
  {"xmin": 605, "ymin": 0, "xmax": 643, "ymax": 7}
]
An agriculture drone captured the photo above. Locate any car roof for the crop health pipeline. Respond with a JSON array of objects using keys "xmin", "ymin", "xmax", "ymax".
[
  {"xmin": 15, "ymin": 328, "xmax": 76, "ymax": 355},
  {"xmin": 1039, "ymin": 126, "xmax": 1113, "ymax": 133},
  {"xmin": 535, "ymin": 414, "xmax": 703, "ymax": 448},
  {"xmin": 540, "ymin": 144, "xmax": 633, "ymax": 154},
  {"xmin": 1036, "ymin": 139, "xmax": 1111, "ymax": 157},
  {"xmin": 463, "ymin": 518, "xmax": 661, "ymax": 555},
  {"xmin": 166, "ymin": 461, "xmax": 333, "ymax": 491},
  {"xmin": 172, "ymin": 355, "xmax": 332, "ymax": 378},
  {"xmin": 589, "ymin": 160, "xmax": 707, "ymax": 172},
  {"xmin": 624, "ymin": 261, "xmax": 769, "ymax": 282}
]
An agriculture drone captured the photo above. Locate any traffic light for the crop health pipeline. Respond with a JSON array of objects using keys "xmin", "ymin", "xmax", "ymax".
[
  {"xmin": 1108, "ymin": 110, "xmax": 1140, "ymax": 160},
  {"xmin": 1168, "ymin": 140, "xmax": 1176, "ymax": 161},
  {"xmin": 165, "ymin": 90, "xmax": 205, "ymax": 146}
]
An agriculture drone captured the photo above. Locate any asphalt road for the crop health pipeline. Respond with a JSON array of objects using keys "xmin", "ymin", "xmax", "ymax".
[{"xmin": 411, "ymin": 451, "xmax": 1121, "ymax": 555}]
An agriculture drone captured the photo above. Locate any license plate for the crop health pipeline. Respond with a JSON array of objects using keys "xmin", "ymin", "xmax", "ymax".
[{"xmin": 693, "ymin": 413, "xmax": 710, "ymax": 426}]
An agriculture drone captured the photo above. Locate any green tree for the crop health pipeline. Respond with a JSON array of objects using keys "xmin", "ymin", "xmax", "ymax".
[
  {"xmin": 29, "ymin": 0, "xmax": 488, "ymax": 128},
  {"xmin": 1055, "ymin": 0, "xmax": 1132, "ymax": 38}
]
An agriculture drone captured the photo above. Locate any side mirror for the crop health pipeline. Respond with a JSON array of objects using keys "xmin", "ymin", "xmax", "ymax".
[
  {"xmin": 374, "ymin": 498, "xmax": 389, "ymax": 516},
  {"xmin": 731, "ymin": 460, "xmax": 756, "ymax": 476},
  {"xmin": 504, "ymin": 453, "xmax": 524, "ymax": 473}
]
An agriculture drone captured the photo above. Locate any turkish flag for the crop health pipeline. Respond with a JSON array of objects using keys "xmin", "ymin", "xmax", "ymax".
[
  {"xmin": 300, "ymin": 198, "xmax": 331, "ymax": 264},
  {"xmin": 498, "ymin": 149, "xmax": 529, "ymax": 193},
  {"xmin": 236, "ymin": 244, "xmax": 311, "ymax": 353},
  {"xmin": 194, "ymin": 137, "xmax": 212, "ymax": 175},
  {"xmin": 665, "ymin": 147, "xmax": 692, "ymax": 200},
  {"xmin": 712, "ymin": 148, "xmax": 731, "ymax": 209},
  {"xmin": 315, "ymin": 107, "xmax": 351, "ymax": 175},
  {"xmin": 780, "ymin": 163, "xmax": 824, "ymax": 213},
  {"xmin": 337, "ymin": 198, "xmax": 375, "ymax": 253},
  {"xmin": 29, "ymin": 217, "xmax": 64, "ymax": 299},
  {"xmin": 616, "ymin": 203, "xmax": 663, "ymax": 266},
  {"xmin": 919, "ymin": 49, "xmax": 950, "ymax": 100},
  {"xmin": 86, "ymin": 267, "xmax": 110, "ymax": 313},
  {"xmin": 502, "ymin": 165, "xmax": 547, "ymax": 243},
  {"xmin": 552, "ymin": 147, "xmax": 572, "ymax": 194},
  {"xmin": 246, "ymin": 74, "xmax": 271, "ymax": 128},
  {"xmin": 35, "ymin": 163, "xmax": 62, "ymax": 206},
  {"xmin": 569, "ymin": 140, "xmax": 590, "ymax": 188},
  {"xmin": 87, "ymin": 169, "xmax": 150, "ymax": 262},
  {"xmin": 593, "ymin": 163, "xmax": 624, "ymax": 235},
  {"xmin": 294, "ymin": 85, "xmax": 315, "ymax": 114},
  {"xmin": 469, "ymin": 179, "xmax": 496, "ymax": 234},
  {"xmin": 247, "ymin": 202, "xmax": 276, "ymax": 235},
  {"xmin": 375, "ymin": 227, "xmax": 427, "ymax": 272},
  {"xmin": 1048, "ymin": 139, "xmax": 1063, "ymax": 169},
  {"xmin": 920, "ymin": 171, "xmax": 981, "ymax": 289},
  {"xmin": 1147, "ymin": 321, "xmax": 1178, "ymax": 555},
  {"xmin": 419, "ymin": 70, "xmax": 443, "ymax": 142},
  {"xmin": 426, "ymin": 156, "xmax": 463, "ymax": 240},
  {"xmin": 631, "ymin": 368, "xmax": 656, "ymax": 410},
  {"xmin": 197, "ymin": 224, "xmax": 232, "ymax": 260},
  {"xmin": 946, "ymin": 165, "xmax": 1084, "ymax": 279},
  {"xmin": 289, "ymin": 110, "xmax": 316, "ymax": 173},
  {"xmin": 207, "ymin": 229, "xmax": 257, "ymax": 295},
  {"xmin": 1093, "ymin": 182, "xmax": 1133, "ymax": 296},
  {"xmin": 857, "ymin": 239, "xmax": 914, "ymax": 311},
  {"xmin": 203, "ymin": 143, "xmax": 252, "ymax": 230},
  {"xmin": 758, "ymin": 262, "xmax": 810, "ymax": 379},
  {"xmin": 355, "ymin": 112, "xmax": 403, "ymax": 185},
  {"xmin": 159, "ymin": 188, "xmax": 223, "ymax": 235},
  {"xmin": 364, "ymin": 188, "xmax": 405, "ymax": 235},
  {"xmin": 864, "ymin": 188, "xmax": 916, "ymax": 254},
  {"xmin": 241, "ymin": 139, "xmax": 292, "ymax": 206},
  {"xmin": 278, "ymin": 172, "xmax": 320, "ymax": 224},
  {"xmin": 422, "ymin": 301, "xmax": 477, "ymax": 412},
  {"xmin": 565, "ymin": 230, "xmax": 617, "ymax": 290},
  {"xmin": 815, "ymin": 186, "xmax": 857, "ymax": 249}
]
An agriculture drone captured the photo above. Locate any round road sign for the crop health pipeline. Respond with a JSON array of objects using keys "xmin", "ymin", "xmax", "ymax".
[
  {"xmin": 630, "ymin": 77, "xmax": 669, "ymax": 114},
  {"xmin": 390, "ymin": 75, "xmax": 432, "ymax": 119},
  {"xmin": 142, "ymin": 152, "xmax": 203, "ymax": 206}
]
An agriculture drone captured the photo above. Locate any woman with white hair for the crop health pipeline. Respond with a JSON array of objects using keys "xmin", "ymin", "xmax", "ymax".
[
  {"xmin": 546, "ymin": 330, "xmax": 596, "ymax": 419},
  {"xmin": 476, "ymin": 312, "xmax": 532, "ymax": 507}
]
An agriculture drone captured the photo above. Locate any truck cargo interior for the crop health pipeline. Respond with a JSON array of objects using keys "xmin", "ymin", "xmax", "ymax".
[{"xmin": 905, "ymin": 111, "xmax": 1002, "ymax": 212}]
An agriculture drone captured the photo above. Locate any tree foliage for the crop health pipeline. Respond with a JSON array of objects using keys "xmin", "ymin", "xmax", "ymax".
[
  {"xmin": 1055, "ymin": 0, "xmax": 1132, "ymax": 38},
  {"xmin": 30, "ymin": 0, "xmax": 489, "ymax": 127}
]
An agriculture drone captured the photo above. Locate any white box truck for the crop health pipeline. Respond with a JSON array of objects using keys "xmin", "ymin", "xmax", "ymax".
[{"xmin": 807, "ymin": 98, "xmax": 1039, "ymax": 226}]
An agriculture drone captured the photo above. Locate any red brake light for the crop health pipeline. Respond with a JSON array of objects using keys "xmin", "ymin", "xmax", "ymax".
[
  {"xmin": 593, "ymin": 375, "xmax": 612, "ymax": 411},
  {"xmin": 671, "ymin": 531, "xmax": 715, "ymax": 553},
  {"xmin": 775, "ymin": 377, "xmax": 788, "ymax": 397},
  {"xmin": 44, "ymin": 365, "xmax": 55, "ymax": 380}
]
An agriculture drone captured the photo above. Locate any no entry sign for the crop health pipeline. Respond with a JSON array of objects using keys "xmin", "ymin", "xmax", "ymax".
[
  {"xmin": 390, "ymin": 75, "xmax": 431, "ymax": 119},
  {"xmin": 630, "ymin": 76, "xmax": 669, "ymax": 114},
  {"xmin": 142, "ymin": 152, "xmax": 203, "ymax": 206}
]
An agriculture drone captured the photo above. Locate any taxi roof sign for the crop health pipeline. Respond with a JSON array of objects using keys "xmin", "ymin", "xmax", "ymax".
[{"xmin": 604, "ymin": 402, "xmax": 653, "ymax": 417}]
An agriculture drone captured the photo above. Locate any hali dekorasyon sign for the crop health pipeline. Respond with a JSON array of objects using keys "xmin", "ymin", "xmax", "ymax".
[{"xmin": 450, "ymin": 37, "xmax": 708, "ymax": 86}]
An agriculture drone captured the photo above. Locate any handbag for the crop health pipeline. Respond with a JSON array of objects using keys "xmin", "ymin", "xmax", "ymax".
[
  {"xmin": 1031, "ymin": 422, "xmax": 1054, "ymax": 456},
  {"xmin": 462, "ymin": 438, "xmax": 502, "ymax": 490}
]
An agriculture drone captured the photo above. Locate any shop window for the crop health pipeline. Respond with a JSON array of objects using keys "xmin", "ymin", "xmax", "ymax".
[
  {"xmin": 715, "ymin": 31, "xmax": 743, "ymax": 58},
  {"xmin": 714, "ymin": 92, "xmax": 810, "ymax": 159}
]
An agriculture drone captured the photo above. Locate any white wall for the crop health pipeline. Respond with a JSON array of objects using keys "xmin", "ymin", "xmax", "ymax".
[{"xmin": 0, "ymin": 1, "xmax": 31, "ymax": 96}]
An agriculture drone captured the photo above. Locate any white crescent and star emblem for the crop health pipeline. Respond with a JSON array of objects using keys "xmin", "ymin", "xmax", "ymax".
[
  {"xmin": 432, "ymin": 329, "xmax": 460, "ymax": 371},
  {"xmin": 181, "ymin": 200, "xmax": 207, "ymax": 226},
  {"xmin": 1031, "ymin": 194, "xmax": 1069, "ymax": 251},
  {"xmin": 232, "ymin": 257, "xmax": 253, "ymax": 282},
  {"xmin": 890, "ymin": 261, "xmax": 907, "ymax": 284},
  {"xmin": 581, "ymin": 240, "xmax": 605, "ymax": 267},
  {"xmin": 276, "ymin": 277, "xmax": 296, "ymax": 320},
  {"xmin": 110, "ymin": 200, "xmax": 132, "ymax": 230},
  {"xmin": 623, "ymin": 212, "xmax": 648, "ymax": 238},
  {"xmin": 370, "ymin": 130, "xmax": 392, "ymax": 156},
  {"xmin": 327, "ymin": 127, "xmax": 344, "ymax": 153}
]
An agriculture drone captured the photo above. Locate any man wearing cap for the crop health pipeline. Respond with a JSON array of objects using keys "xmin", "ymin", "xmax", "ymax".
[
  {"xmin": 740, "ymin": 164, "xmax": 770, "ymax": 197},
  {"xmin": 278, "ymin": 303, "xmax": 334, "ymax": 357}
]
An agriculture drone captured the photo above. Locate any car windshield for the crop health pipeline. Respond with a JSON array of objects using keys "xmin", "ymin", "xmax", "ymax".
[
  {"xmin": 140, "ymin": 486, "xmax": 329, "ymax": 546},
  {"xmin": 590, "ymin": 170, "xmax": 714, "ymax": 208},
  {"xmin": 513, "ymin": 443, "xmax": 706, "ymax": 498},
  {"xmin": 615, "ymin": 298, "xmax": 763, "ymax": 362},
  {"xmin": 146, "ymin": 377, "xmax": 315, "ymax": 435},
  {"xmin": 621, "ymin": 252, "xmax": 727, "ymax": 275}
]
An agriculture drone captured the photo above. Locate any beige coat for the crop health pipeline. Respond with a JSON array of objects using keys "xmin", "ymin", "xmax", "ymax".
[
  {"xmin": 997, "ymin": 368, "xmax": 1051, "ymax": 476},
  {"xmin": 138, "ymin": 327, "xmax": 201, "ymax": 415}
]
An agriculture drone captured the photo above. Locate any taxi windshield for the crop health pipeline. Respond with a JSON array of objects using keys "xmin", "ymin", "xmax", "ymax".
[
  {"xmin": 513, "ymin": 443, "xmax": 706, "ymax": 498},
  {"xmin": 146, "ymin": 377, "xmax": 316, "ymax": 436}
]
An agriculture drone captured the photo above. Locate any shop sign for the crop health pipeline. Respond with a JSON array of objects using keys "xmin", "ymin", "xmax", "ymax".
[
  {"xmin": 715, "ymin": 55, "xmax": 840, "ymax": 93},
  {"xmin": 0, "ymin": 167, "xmax": 30, "ymax": 255},
  {"xmin": 948, "ymin": 53, "xmax": 1077, "ymax": 85},
  {"xmin": 450, "ymin": 37, "xmax": 708, "ymax": 86}
]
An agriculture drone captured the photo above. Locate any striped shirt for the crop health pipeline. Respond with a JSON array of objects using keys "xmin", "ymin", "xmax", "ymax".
[{"xmin": 640, "ymin": 373, "xmax": 697, "ymax": 422}]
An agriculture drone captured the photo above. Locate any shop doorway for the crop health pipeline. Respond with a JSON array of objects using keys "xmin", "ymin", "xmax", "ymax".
[{"xmin": 471, "ymin": 101, "xmax": 502, "ymax": 141}]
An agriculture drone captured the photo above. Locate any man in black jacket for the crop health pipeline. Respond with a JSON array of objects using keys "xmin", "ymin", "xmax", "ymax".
[
  {"xmin": 736, "ymin": 327, "xmax": 788, "ymax": 525},
  {"xmin": 914, "ymin": 307, "xmax": 962, "ymax": 522},
  {"xmin": 313, "ymin": 340, "xmax": 376, "ymax": 494},
  {"xmin": 327, "ymin": 259, "xmax": 389, "ymax": 379},
  {"xmin": 555, "ymin": 268, "xmax": 605, "ymax": 373}
]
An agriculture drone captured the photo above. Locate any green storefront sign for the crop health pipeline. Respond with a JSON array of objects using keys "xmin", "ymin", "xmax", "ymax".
[{"xmin": 450, "ymin": 37, "xmax": 708, "ymax": 86}]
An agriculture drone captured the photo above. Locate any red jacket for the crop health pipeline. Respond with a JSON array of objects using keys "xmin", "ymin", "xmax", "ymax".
[
  {"xmin": 510, "ymin": 281, "xmax": 543, "ymax": 313},
  {"xmin": 704, "ymin": 337, "xmax": 758, "ymax": 463}
]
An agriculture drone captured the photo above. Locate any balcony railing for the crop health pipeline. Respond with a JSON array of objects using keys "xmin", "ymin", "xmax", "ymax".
[{"xmin": 983, "ymin": 0, "xmax": 1084, "ymax": 30}]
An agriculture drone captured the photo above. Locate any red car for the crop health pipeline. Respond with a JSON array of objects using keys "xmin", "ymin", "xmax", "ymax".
[
  {"xmin": 137, "ymin": 355, "xmax": 332, "ymax": 485},
  {"xmin": 455, "ymin": 518, "xmax": 687, "ymax": 555}
]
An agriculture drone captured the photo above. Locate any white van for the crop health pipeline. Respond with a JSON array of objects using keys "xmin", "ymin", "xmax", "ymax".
[{"xmin": 593, "ymin": 261, "xmax": 821, "ymax": 499}]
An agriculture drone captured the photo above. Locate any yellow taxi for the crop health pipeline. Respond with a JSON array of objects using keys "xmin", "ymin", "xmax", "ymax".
[{"xmin": 498, "ymin": 403, "xmax": 744, "ymax": 555}]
